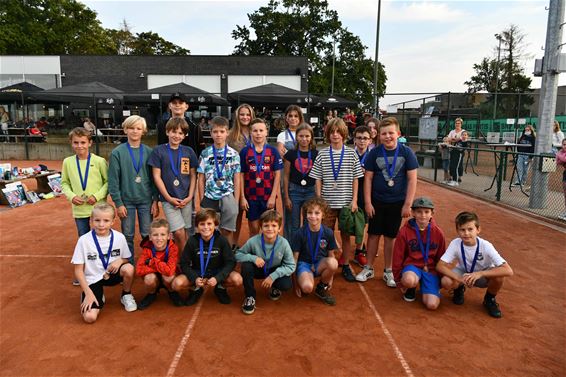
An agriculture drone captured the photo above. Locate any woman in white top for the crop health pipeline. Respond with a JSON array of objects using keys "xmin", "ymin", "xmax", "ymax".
[
  {"xmin": 447, "ymin": 117, "xmax": 465, "ymax": 143},
  {"xmin": 552, "ymin": 120, "xmax": 565, "ymax": 154}
]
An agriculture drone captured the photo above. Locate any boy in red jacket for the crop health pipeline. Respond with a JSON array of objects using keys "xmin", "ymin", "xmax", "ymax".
[
  {"xmin": 392, "ymin": 197, "xmax": 447, "ymax": 310},
  {"xmin": 136, "ymin": 218, "xmax": 184, "ymax": 309}
]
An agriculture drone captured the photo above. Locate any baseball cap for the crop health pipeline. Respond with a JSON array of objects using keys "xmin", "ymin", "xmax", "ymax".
[
  {"xmin": 169, "ymin": 92, "xmax": 187, "ymax": 103},
  {"xmin": 411, "ymin": 197, "xmax": 435, "ymax": 209}
]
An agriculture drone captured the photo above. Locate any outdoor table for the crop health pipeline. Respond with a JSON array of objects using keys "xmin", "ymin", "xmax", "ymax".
[
  {"xmin": 0, "ymin": 170, "xmax": 59, "ymax": 205},
  {"xmin": 97, "ymin": 128, "xmax": 124, "ymax": 143},
  {"xmin": 484, "ymin": 143, "xmax": 525, "ymax": 196}
]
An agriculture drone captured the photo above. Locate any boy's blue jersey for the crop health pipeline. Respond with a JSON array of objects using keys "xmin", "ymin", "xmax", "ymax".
[
  {"xmin": 291, "ymin": 224, "xmax": 337, "ymax": 263},
  {"xmin": 197, "ymin": 145, "xmax": 241, "ymax": 200},
  {"xmin": 364, "ymin": 143, "xmax": 418, "ymax": 203},
  {"xmin": 148, "ymin": 144, "xmax": 198, "ymax": 201}
]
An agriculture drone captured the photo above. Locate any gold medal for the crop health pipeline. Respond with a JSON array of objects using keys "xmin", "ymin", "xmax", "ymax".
[
  {"xmin": 135, "ymin": 176, "xmax": 142, "ymax": 183},
  {"xmin": 388, "ymin": 179, "xmax": 394, "ymax": 187},
  {"xmin": 173, "ymin": 178, "xmax": 180, "ymax": 186},
  {"xmin": 333, "ymin": 181, "xmax": 338, "ymax": 189},
  {"xmin": 81, "ymin": 193, "xmax": 88, "ymax": 200},
  {"xmin": 300, "ymin": 179, "xmax": 307, "ymax": 186}
]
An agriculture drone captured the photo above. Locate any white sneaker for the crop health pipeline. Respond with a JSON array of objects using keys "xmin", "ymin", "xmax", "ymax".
[
  {"xmin": 120, "ymin": 293, "xmax": 137, "ymax": 312},
  {"xmin": 355, "ymin": 266, "xmax": 375, "ymax": 282},
  {"xmin": 383, "ymin": 270, "xmax": 396, "ymax": 288},
  {"xmin": 558, "ymin": 213, "xmax": 566, "ymax": 221},
  {"xmin": 446, "ymin": 181, "xmax": 456, "ymax": 186}
]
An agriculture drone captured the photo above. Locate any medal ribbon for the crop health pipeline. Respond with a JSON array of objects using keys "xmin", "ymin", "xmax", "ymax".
[
  {"xmin": 381, "ymin": 144, "xmax": 400, "ymax": 181},
  {"xmin": 260, "ymin": 234, "xmax": 278, "ymax": 277},
  {"xmin": 252, "ymin": 146, "xmax": 266, "ymax": 181},
  {"xmin": 297, "ymin": 149, "xmax": 312, "ymax": 179},
  {"xmin": 461, "ymin": 239, "xmax": 481, "ymax": 273},
  {"xmin": 91, "ymin": 229, "xmax": 114, "ymax": 270},
  {"xmin": 306, "ymin": 226, "xmax": 324, "ymax": 265},
  {"xmin": 413, "ymin": 222, "xmax": 431, "ymax": 270},
  {"xmin": 329, "ymin": 146, "xmax": 345, "ymax": 183},
  {"xmin": 242, "ymin": 133, "xmax": 251, "ymax": 147},
  {"xmin": 286, "ymin": 129, "xmax": 296, "ymax": 145},
  {"xmin": 356, "ymin": 150, "xmax": 368, "ymax": 168},
  {"xmin": 126, "ymin": 143, "xmax": 143, "ymax": 176},
  {"xmin": 75, "ymin": 153, "xmax": 91, "ymax": 192},
  {"xmin": 213, "ymin": 145, "xmax": 228, "ymax": 180},
  {"xmin": 151, "ymin": 242, "xmax": 169, "ymax": 263},
  {"xmin": 167, "ymin": 144, "xmax": 181, "ymax": 179},
  {"xmin": 199, "ymin": 235, "xmax": 215, "ymax": 277}
]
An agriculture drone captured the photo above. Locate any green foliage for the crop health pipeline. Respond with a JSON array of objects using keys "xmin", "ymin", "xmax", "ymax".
[{"xmin": 231, "ymin": 0, "xmax": 386, "ymax": 108}]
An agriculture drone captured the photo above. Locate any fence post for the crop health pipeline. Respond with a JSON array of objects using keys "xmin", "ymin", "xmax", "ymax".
[
  {"xmin": 495, "ymin": 150, "xmax": 505, "ymax": 201},
  {"xmin": 433, "ymin": 144, "xmax": 439, "ymax": 182},
  {"xmin": 24, "ymin": 132, "xmax": 30, "ymax": 160}
]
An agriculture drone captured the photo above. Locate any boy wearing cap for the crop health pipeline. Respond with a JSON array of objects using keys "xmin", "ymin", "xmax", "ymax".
[
  {"xmin": 157, "ymin": 92, "xmax": 205, "ymax": 156},
  {"xmin": 392, "ymin": 197, "xmax": 447, "ymax": 310}
]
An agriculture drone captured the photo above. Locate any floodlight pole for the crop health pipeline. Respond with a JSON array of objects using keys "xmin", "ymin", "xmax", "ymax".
[
  {"xmin": 493, "ymin": 34, "xmax": 503, "ymax": 122},
  {"xmin": 373, "ymin": 0, "xmax": 382, "ymax": 117},
  {"xmin": 331, "ymin": 37, "xmax": 336, "ymax": 96}
]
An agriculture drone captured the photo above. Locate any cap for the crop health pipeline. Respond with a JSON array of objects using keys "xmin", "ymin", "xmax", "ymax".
[
  {"xmin": 169, "ymin": 92, "xmax": 187, "ymax": 103},
  {"xmin": 411, "ymin": 196, "xmax": 434, "ymax": 209}
]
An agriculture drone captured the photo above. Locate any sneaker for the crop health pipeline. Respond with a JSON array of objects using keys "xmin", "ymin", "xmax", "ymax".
[
  {"xmin": 185, "ymin": 288, "xmax": 204, "ymax": 306},
  {"xmin": 120, "ymin": 293, "xmax": 137, "ymax": 312},
  {"xmin": 315, "ymin": 283, "xmax": 336, "ymax": 306},
  {"xmin": 214, "ymin": 286, "xmax": 231, "ymax": 305},
  {"xmin": 353, "ymin": 249, "xmax": 368, "ymax": 267},
  {"xmin": 341, "ymin": 265, "xmax": 356, "ymax": 282},
  {"xmin": 453, "ymin": 284, "xmax": 465, "ymax": 305},
  {"xmin": 72, "ymin": 279, "xmax": 80, "ymax": 286},
  {"xmin": 138, "ymin": 293, "xmax": 157, "ymax": 310},
  {"xmin": 242, "ymin": 296, "xmax": 256, "ymax": 315},
  {"xmin": 403, "ymin": 288, "xmax": 416, "ymax": 302},
  {"xmin": 269, "ymin": 287, "xmax": 282, "ymax": 301},
  {"xmin": 168, "ymin": 290, "xmax": 184, "ymax": 307},
  {"xmin": 557, "ymin": 213, "xmax": 566, "ymax": 221},
  {"xmin": 512, "ymin": 182, "xmax": 521, "ymax": 186},
  {"xmin": 382, "ymin": 270, "xmax": 396, "ymax": 288},
  {"xmin": 355, "ymin": 266, "xmax": 375, "ymax": 282},
  {"xmin": 483, "ymin": 295, "xmax": 502, "ymax": 318}
]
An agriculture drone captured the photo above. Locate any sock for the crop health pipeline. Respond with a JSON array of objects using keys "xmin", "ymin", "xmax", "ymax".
[{"xmin": 121, "ymin": 290, "xmax": 130, "ymax": 297}]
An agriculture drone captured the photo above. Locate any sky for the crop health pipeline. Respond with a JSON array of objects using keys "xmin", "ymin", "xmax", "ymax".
[{"xmin": 82, "ymin": 0, "xmax": 563, "ymax": 108}]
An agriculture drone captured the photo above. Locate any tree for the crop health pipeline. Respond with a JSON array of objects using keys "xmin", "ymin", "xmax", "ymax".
[
  {"xmin": 232, "ymin": 0, "xmax": 386, "ymax": 107},
  {"xmin": 464, "ymin": 25, "xmax": 533, "ymax": 119},
  {"xmin": 131, "ymin": 32, "xmax": 189, "ymax": 55}
]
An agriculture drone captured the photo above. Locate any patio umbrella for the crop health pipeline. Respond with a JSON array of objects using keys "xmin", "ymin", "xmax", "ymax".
[
  {"xmin": 0, "ymin": 82, "xmax": 44, "ymax": 103},
  {"xmin": 32, "ymin": 81, "xmax": 124, "ymax": 104},
  {"xmin": 125, "ymin": 82, "xmax": 228, "ymax": 106},
  {"xmin": 316, "ymin": 95, "xmax": 358, "ymax": 109},
  {"xmin": 228, "ymin": 83, "xmax": 318, "ymax": 107}
]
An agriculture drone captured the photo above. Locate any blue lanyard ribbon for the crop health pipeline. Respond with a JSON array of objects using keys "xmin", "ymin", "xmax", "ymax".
[
  {"xmin": 199, "ymin": 235, "xmax": 215, "ymax": 277},
  {"xmin": 91, "ymin": 229, "xmax": 114, "ymax": 270},
  {"xmin": 260, "ymin": 234, "xmax": 278, "ymax": 277},
  {"xmin": 297, "ymin": 149, "xmax": 312, "ymax": 179},
  {"xmin": 252, "ymin": 145, "xmax": 266, "ymax": 180},
  {"xmin": 167, "ymin": 144, "xmax": 181, "ymax": 178},
  {"xmin": 306, "ymin": 226, "xmax": 324, "ymax": 264},
  {"xmin": 213, "ymin": 145, "xmax": 228, "ymax": 179},
  {"xmin": 413, "ymin": 222, "xmax": 431, "ymax": 269},
  {"xmin": 461, "ymin": 240, "xmax": 481, "ymax": 273},
  {"xmin": 381, "ymin": 144, "xmax": 400, "ymax": 181},
  {"xmin": 356, "ymin": 150, "xmax": 368, "ymax": 168},
  {"xmin": 242, "ymin": 133, "xmax": 251, "ymax": 147},
  {"xmin": 75, "ymin": 153, "xmax": 91, "ymax": 192},
  {"xmin": 151, "ymin": 242, "xmax": 169, "ymax": 263},
  {"xmin": 329, "ymin": 146, "xmax": 345, "ymax": 183},
  {"xmin": 126, "ymin": 143, "xmax": 143, "ymax": 176},
  {"xmin": 286, "ymin": 129, "xmax": 296, "ymax": 145}
]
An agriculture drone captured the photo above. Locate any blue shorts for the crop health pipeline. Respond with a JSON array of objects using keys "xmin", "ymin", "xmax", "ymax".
[
  {"xmin": 297, "ymin": 260, "xmax": 323, "ymax": 277},
  {"xmin": 247, "ymin": 199, "xmax": 268, "ymax": 221},
  {"xmin": 402, "ymin": 265, "xmax": 441, "ymax": 297}
]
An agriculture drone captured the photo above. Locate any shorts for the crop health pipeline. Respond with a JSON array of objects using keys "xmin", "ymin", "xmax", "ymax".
[
  {"xmin": 322, "ymin": 208, "xmax": 340, "ymax": 230},
  {"xmin": 402, "ymin": 265, "xmax": 441, "ymax": 297},
  {"xmin": 442, "ymin": 159, "xmax": 450, "ymax": 172},
  {"xmin": 452, "ymin": 266, "xmax": 489, "ymax": 288},
  {"xmin": 247, "ymin": 199, "xmax": 269, "ymax": 221},
  {"xmin": 201, "ymin": 194, "xmax": 238, "ymax": 232},
  {"xmin": 162, "ymin": 201, "xmax": 192, "ymax": 232},
  {"xmin": 80, "ymin": 265, "xmax": 126, "ymax": 310},
  {"xmin": 367, "ymin": 201, "xmax": 403, "ymax": 238},
  {"xmin": 297, "ymin": 260, "xmax": 323, "ymax": 277}
]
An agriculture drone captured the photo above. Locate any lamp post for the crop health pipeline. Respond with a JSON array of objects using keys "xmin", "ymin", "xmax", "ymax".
[
  {"xmin": 373, "ymin": 0, "xmax": 382, "ymax": 117},
  {"xmin": 493, "ymin": 33, "xmax": 503, "ymax": 122},
  {"xmin": 330, "ymin": 36, "xmax": 336, "ymax": 96}
]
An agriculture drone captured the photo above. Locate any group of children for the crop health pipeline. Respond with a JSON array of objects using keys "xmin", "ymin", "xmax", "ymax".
[{"xmin": 63, "ymin": 99, "xmax": 513, "ymax": 324}]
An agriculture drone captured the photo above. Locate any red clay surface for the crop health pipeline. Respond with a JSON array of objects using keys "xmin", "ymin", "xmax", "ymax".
[{"xmin": 0, "ymin": 160, "xmax": 565, "ymax": 377}]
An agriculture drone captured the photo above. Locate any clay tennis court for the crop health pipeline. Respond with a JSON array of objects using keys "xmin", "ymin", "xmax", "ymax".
[{"xmin": 1, "ymin": 160, "xmax": 564, "ymax": 377}]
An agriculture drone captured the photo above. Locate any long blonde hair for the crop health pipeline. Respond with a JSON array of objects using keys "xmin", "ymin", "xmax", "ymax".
[{"xmin": 228, "ymin": 103, "xmax": 255, "ymax": 146}]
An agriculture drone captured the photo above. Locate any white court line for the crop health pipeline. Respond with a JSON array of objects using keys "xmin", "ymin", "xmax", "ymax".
[
  {"xmin": 0, "ymin": 254, "xmax": 69, "ymax": 258},
  {"xmin": 358, "ymin": 284, "xmax": 415, "ymax": 377},
  {"xmin": 166, "ymin": 292, "xmax": 206, "ymax": 377}
]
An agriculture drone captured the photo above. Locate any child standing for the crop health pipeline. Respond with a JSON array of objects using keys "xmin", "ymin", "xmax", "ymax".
[
  {"xmin": 149, "ymin": 117, "xmax": 198, "ymax": 251},
  {"xmin": 291, "ymin": 198, "xmax": 339, "ymax": 305},
  {"xmin": 438, "ymin": 137, "xmax": 451, "ymax": 184},
  {"xmin": 276, "ymin": 105, "xmax": 303, "ymax": 157},
  {"xmin": 136, "ymin": 218, "xmax": 184, "ymax": 309},
  {"xmin": 352, "ymin": 125, "xmax": 372, "ymax": 267},
  {"xmin": 196, "ymin": 116, "xmax": 241, "ymax": 247},
  {"xmin": 71, "ymin": 203, "xmax": 137, "ymax": 323},
  {"xmin": 514, "ymin": 125, "xmax": 536, "ymax": 187},
  {"xmin": 357, "ymin": 117, "xmax": 418, "ymax": 287},
  {"xmin": 239, "ymin": 118, "xmax": 283, "ymax": 236},
  {"xmin": 61, "ymin": 127, "xmax": 108, "ymax": 285},
  {"xmin": 436, "ymin": 211, "xmax": 514, "ymax": 318},
  {"xmin": 309, "ymin": 118, "xmax": 364, "ymax": 282},
  {"xmin": 236, "ymin": 210, "xmax": 296, "ymax": 315},
  {"xmin": 283, "ymin": 123, "xmax": 318, "ymax": 238},
  {"xmin": 175, "ymin": 209, "xmax": 243, "ymax": 306},
  {"xmin": 392, "ymin": 197, "xmax": 446, "ymax": 310},
  {"xmin": 108, "ymin": 115, "xmax": 158, "ymax": 260}
]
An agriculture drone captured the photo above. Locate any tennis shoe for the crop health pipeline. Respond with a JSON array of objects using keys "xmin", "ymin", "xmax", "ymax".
[
  {"xmin": 483, "ymin": 295, "xmax": 502, "ymax": 318},
  {"xmin": 403, "ymin": 288, "xmax": 416, "ymax": 302},
  {"xmin": 168, "ymin": 291, "xmax": 184, "ymax": 307},
  {"xmin": 355, "ymin": 266, "xmax": 375, "ymax": 282},
  {"xmin": 214, "ymin": 286, "xmax": 231, "ymax": 305},
  {"xmin": 72, "ymin": 279, "xmax": 80, "ymax": 286},
  {"xmin": 185, "ymin": 288, "xmax": 204, "ymax": 306},
  {"xmin": 269, "ymin": 287, "xmax": 282, "ymax": 301},
  {"xmin": 453, "ymin": 284, "xmax": 466, "ymax": 305},
  {"xmin": 315, "ymin": 283, "xmax": 336, "ymax": 306},
  {"xmin": 341, "ymin": 265, "xmax": 356, "ymax": 282},
  {"xmin": 120, "ymin": 293, "xmax": 137, "ymax": 312},
  {"xmin": 242, "ymin": 296, "xmax": 256, "ymax": 315},
  {"xmin": 382, "ymin": 270, "xmax": 396, "ymax": 288},
  {"xmin": 353, "ymin": 249, "xmax": 368, "ymax": 267},
  {"xmin": 138, "ymin": 293, "xmax": 157, "ymax": 310}
]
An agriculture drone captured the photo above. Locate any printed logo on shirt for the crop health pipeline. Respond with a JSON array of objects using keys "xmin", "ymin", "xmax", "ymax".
[
  {"xmin": 181, "ymin": 158, "xmax": 191, "ymax": 174},
  {"xmin": 319, "ymin": 239, "xmax": 328, "ymax": 249},
  {"xmin": 264, "ymin": 156, "xmax": 271, "ymax": 164},
  {"xmin": 477, "ymin": 252, "xmax": 484, "ymax": 261},
  {"xmin": 408, "ymin": 239, "xmax": 440, "ymax": 252},
  {"xmin": 111, "ymin": 249, "xmax": 120, "ymax": 257},
  {"xmin": 87, "ymin": 252, "xmax": 97, "ymax": 261}
]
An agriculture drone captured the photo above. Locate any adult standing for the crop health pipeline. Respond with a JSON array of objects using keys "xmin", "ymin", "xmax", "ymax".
[
  {"xmin": 514, "ymin": 125, "xmax": 536, "ymax": 187},
  {"xmin": 552, "ymin": 121, "xmax": 564, "ymax": 154},
  {"xmin": 446, "ymin": 118, "xmax": 465, "ymax": 182},
  {"xmin": 0, "ymin": 106, "xmax": 10, "ymax": 139}
]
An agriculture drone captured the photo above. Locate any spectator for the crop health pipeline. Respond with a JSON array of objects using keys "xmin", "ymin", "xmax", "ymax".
[
  {"xmin": 552, "ymin": 121, "xmax": 564, "ymax": 155},
  {"xmin": 514, "ymin": 125, "xmax": 536, "ymax": 187}
]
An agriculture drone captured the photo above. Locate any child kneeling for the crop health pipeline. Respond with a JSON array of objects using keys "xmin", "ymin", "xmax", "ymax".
[{"xmin": 71, "ymin": 203, "xmax": 137, "ymax": 323}]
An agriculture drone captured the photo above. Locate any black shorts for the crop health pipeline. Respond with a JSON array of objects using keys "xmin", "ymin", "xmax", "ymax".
[
  {"xmin": 367, "ymin": 201, "xmax": 404, "ymax": 238},
  {"xmin": 80, "ymin": 264, "xmax": 126, "ymax": 310}
]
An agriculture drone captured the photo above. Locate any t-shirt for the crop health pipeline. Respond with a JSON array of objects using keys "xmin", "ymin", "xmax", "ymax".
[
  {"xmin": 364, "ymin": 143, "xmax": 418, "ymax": 204},
  {"xmin": 235, "ymin": 234, "xmax": 296, "ymax": 281},
  {"xmin": 198, "ymin": 144, "xmax": 241, "ymax": 200},
  {"xmin": 447, "ymin": 129, "xmax": 465, "ymax": 142},
  {"xmin": 71, "ymin": 230, "xmax": 131, "ymax": 285},
  {"xmin": 291, "ymin": 224, "xmax": 337, "ymax": 263},
  {"xmin": 277, "ymin": 129, "xmax": 297, "ymax": 151},
  {"xmin": 309, "ymin": 146, "xmax": 363, "ymax": 209},
  {"xmin": 441, "ymin": 236, "xmax": 507, "ymax": 272},
  {"xmin": 284, "ymin": 149, "xmax": 318, "ymax": 187},
  {"xmin": 148, "ymin": 144, "xmax": 198, "ymax": 201},
  {"xmin": 240, "ymin": 144, "xmax": 283, "ymax": 201}
]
